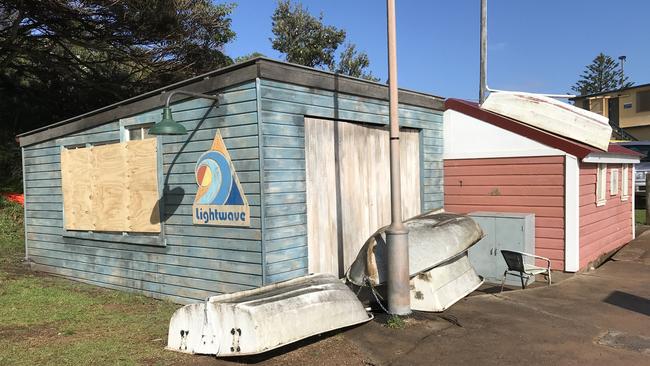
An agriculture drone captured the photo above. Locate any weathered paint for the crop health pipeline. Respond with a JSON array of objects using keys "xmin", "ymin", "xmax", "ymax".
[
  {"xmin": 23, "ymin": 81, "xmax": 263, "ymax": 303},
  {"xmin": 444, "ymin": 156, "xmax": 566, "ymax": 270},
  {"xmin": 22, "ymin": 73, "xmax": 444, "ymax": 302},
  {"xmin": 258, "ymin": 79, "xmax": 443, "ymax": 283},
  {"xmin": 579, "ymin": 163, "xmax": 633, "ymax": 268}
]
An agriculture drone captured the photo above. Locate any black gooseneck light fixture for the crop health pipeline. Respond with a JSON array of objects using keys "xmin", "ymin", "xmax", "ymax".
[{"xmin": 148, "ymin": 91, "xmax": 220, "ymax": 135}]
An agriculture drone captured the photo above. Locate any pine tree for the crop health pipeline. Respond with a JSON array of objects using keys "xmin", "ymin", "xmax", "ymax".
[{"xmin": 572, "ymin": 53, "xmax": 633, "ymax": 95}]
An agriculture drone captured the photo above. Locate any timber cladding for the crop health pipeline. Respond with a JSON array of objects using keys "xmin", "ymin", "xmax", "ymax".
[
  {"xmin": 61, "ymin": 139, "xmax": 160, "ymax": 233},
  {"xmin": 20, "ymin": 61, "xmax": 445, "ymax": 304},
  {"xmin": 304, "ymin": 118, "xmax": 421, "ymax": 276}
]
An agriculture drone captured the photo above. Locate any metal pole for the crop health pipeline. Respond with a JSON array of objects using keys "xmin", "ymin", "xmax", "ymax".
[
  {"xmin": 386, "ymin": 0, "xmax": 411, "ymax": 316},
  {"xmin": 645, "ymin": 174, "xmax": 650, "ymax": 225},
  {"xmin": 479, "ymin": 0, "xmax": 488, "ymax": 104}
]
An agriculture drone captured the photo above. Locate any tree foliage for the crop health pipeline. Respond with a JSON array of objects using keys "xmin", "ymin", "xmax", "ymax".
[
  {"xmin": 572, "ymin": 53, "xmax": 633, "ymax": 95},
  {"xmin": 234, "ymin": 52, "xmax": 266, "ymax": 64},
  {"xmin": 335, "ymin": 43, "xmax": 378, "ymax": 81},
  {"xmin": 0, "ymin": 0, "xmax": 237, "ymax": 188},
  {"xmin": 271, "ymin": 0, "xmax": 377, "ymax": 81}
]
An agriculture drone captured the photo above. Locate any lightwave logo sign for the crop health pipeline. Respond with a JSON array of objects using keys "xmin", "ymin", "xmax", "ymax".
[{"xmin": 192, "ymin": 131, "xmax": 250, "ymax": 227}]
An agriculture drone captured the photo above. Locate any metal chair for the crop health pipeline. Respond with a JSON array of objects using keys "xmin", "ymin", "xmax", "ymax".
[{"xmin": 500, "ymin": 250, "xmax": 552, "ymax": 292}]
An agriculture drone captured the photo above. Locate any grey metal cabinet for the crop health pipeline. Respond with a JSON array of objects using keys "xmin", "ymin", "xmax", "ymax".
[{"xmin": 468, "ymin": 212, "xmax": 535, "ymax": 286}]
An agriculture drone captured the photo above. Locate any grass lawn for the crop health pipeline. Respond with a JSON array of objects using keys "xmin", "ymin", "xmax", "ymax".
[
  {"xmin": 635, "ymin": 209, "xmax": 647, "ymax": 225},
  {"xmin": 0, "ymin": 197, "xmax": 197, "ymax": 366},
  {"xmin": 0, "ymin": 197, "xmax": 366, "ymax": 366}
]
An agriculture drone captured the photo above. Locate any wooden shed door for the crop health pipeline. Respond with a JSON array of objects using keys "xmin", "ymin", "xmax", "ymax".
[{"xmin": 304, "ymin": 118, "xmax": 421, "ymax": 277}]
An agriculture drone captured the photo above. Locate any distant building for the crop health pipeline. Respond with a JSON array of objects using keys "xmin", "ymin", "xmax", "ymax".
[{"xmin": 572, "ymin": 83, "xmax": 650, "ymax": 140}]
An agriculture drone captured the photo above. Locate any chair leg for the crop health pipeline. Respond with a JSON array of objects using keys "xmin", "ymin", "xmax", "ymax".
[
  {"xmin": 520, "ymin": 273, "xmax": 526, "ymax": 289},
  {"xmin": 547, "ymin": 271, "xmax": 552, "ymax": 286},
  {"xmin": 500, "ymin": 270, "xmax": 508, "ymax": 293},
  {"xmin": 524, "ymin": 275, "xmax": 530, "ymax": 289}
]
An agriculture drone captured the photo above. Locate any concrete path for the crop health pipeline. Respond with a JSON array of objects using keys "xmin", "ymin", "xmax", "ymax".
[{"xmin": 343, "ymin": 235, "xmax": 650, "ymax": 365}]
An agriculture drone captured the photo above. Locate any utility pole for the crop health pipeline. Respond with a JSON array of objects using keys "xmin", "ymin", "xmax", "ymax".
[
  {"xmin": 385, "ymin": 0, "xmax": 411, "ymax": 316},
  {"xmin": 618, "ymin": 55, "xmax": 627, "ymax": 88},
  {"xmin": 479, "ymin": 0, "xmax": 488, "ymax": 104}
]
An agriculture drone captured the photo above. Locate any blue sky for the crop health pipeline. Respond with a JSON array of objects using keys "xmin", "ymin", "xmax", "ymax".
[{"xmin": 223, "ymin": 1, "xmax": 649, "ymax": 101}]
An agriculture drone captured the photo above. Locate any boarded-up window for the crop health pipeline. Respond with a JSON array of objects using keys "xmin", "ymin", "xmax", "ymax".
[{"xmin": 61, "ymin": 139, "xmax": 161, "ymax": 233}]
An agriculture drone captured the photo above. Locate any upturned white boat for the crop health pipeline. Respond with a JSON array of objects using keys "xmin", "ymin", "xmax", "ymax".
[
  {"xmin": 347, "ymin": 211, "xmax": 484, "ymax": 286},
  {"xmin": 346, "ymin": 211, "xmax": 484, "ymax": 312},
  {"xmin": 410, "ymin": 253, "xmax": 483, "ymax": 312},
  {"xmin": 481, "ymin": 91, "xmax": 612, "ymax": 151},
  {"xmin": 167, "ymin": 273, "xmax": 372, "ymax": 356}
]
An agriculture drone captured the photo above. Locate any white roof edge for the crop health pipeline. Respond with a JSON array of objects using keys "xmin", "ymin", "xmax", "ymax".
[{"xmin": 582, "ymin": 153, "xmax": 640, "ymax": 164}]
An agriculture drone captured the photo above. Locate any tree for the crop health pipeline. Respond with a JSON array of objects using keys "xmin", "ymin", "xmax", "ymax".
[
  {"xmin": 234, "ymin": 52, "xmax": 266, "ymax": 64},
  {"xmin": 0, "ymin": 0, "xmax": 237, "ymax": 188},
  {"xmin": 270, "ymin": 0, "xmax": 377, "ymax": 80},
  {"xmin": 572, "ymin": 53, "xmax": 633, "ymax": 95},
  {"xmin": 335, "ymin": 44, "xmax": 379, "ymax": 81}
]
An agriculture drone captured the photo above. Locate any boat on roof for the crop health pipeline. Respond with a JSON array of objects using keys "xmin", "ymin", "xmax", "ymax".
[{"xmin": 481, "ymin": 91, "xmax": 612, "ymax": 151}]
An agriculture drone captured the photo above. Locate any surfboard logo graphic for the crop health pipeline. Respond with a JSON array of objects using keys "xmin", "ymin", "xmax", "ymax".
[{"xmin": 192, "ymin": 131, "xmax": 250, "ymax": 226}]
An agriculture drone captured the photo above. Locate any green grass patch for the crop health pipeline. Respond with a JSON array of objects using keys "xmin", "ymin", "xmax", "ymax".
[
  {"xmin": 635, "ymin": 209, "xmax": 646, "ymax": 225},
  {"xmin": 385, "ymin": 315, "xmax": 407, "ymax": 329},
  {"xmin": 0, "ymin": 196, "xmax": 198, "ymax": 365}
]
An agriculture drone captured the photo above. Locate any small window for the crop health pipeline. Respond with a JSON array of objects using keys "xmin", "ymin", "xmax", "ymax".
[
  {"xmin": 610, "ymin": 168, "xmax": 619, "ymax": 196},
  {"xmin": 621, "ymin": 165, "xmax": 629, "ymax": 200},
  {"xmin": 596, "ymin": 163, "xmax": 607, "ymax": 206},
  {"xmin": 638, "ymin": 90, "xmax": 650, "ymax": 113},
  {"xmin": 126, "ymin": 123, "xmax": 155, "ymax": 141}
]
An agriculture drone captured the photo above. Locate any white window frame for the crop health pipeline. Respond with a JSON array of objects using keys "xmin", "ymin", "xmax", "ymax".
[
  {"xmin": 621, "ymin": 164, "xmax": 629, "ymax": 201},
  {"xmin": 124, "ymin": 123, "xmax": 155, "ymax": 141},
  {"xmin": 596, "ymin": 163, "xmax": 607, "ymax": 206},
  {"xmin": 610, "ymin": 168, "xmax": 619, "ymax": 196}
]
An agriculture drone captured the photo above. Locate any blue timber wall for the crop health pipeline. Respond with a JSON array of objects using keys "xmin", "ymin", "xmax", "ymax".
[
  {"xmin": 22, "ymin": 76, "xmax": 443, "ymax": 303},
  {"xmin": 23, "ymin": 81, "xmax": 263, "ymax": 304},
  {"xmin": 257, "ymin": 79, "xmax": 444, "ymax": 284}
]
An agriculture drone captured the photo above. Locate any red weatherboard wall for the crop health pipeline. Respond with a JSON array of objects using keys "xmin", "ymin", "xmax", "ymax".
[
  {"xmin": 579, "ymin": 163, "xmax": 633, "ymax": 268},
  {"xmin": 444, "ymin": 156, "xmax": 566, "ymax": 270}
]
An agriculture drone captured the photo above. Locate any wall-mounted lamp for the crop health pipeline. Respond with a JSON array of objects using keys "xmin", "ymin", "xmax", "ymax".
[{"xmin": 148, "ymin": 90, "xmax": 220, "ymax": 135}]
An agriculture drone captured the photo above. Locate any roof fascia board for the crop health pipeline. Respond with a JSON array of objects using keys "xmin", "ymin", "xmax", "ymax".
[
  {"xmin": 18, "ymin": 63, "xmax": 259, "ymax": 147},
  {"xmin": 19, "ymin": 58, "xmax": 445, "ymax": 147},
  {"xmin": 582, "ymin": 153, "xmax": 640, "ymax": 164}
]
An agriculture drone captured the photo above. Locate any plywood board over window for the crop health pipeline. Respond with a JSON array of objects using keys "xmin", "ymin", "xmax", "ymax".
[{"xmin": 61, "ymin": 139, "xmax": 161, "ymax": 233}]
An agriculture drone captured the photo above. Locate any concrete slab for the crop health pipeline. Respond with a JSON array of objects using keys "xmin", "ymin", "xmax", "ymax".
[{"xmin": 340, "ymin": 237, "xmax": 650, "ymax": 366}]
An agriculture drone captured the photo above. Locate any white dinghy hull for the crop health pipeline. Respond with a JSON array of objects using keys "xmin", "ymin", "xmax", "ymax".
[
  {"xmin": 346, "ymin": 211, "xmax": 485, "ymax": 312},
  {"xmin": 410, "ymin": 253, "xmax": 483, "ymax": 312},
  {"xmin": 347, "ymin": 211, "xmax": 484, "ymax": 287},
  {"xmin": 481, "ymin": 92, "xmax": 612, "ymax": 151},
  {"xmin": 167, "ymin": 273, "xmax": 372, "ymax": 357}
]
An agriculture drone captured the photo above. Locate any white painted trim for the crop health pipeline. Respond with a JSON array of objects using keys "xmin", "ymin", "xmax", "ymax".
[
  {"xmin": 632, "ymin": 165, "xmax": 636, "ymax": 240},
  {"xmin": 582, "ymin": 153, "xmax": 640, "ymax": 164},
  {"xmin": 444, "ymin": 149, "xmax": 565, "ymax": 160},
  {"xmin": 443, "ymin": 109, "xmax": 565, "ymax": 160},
  {"xmin": 564, "ymin": 155, "xmax": 580, "ymax": 272},
  {"xmin": 621, "ymin": 165, "xmax": 629, "ymax": 201}
]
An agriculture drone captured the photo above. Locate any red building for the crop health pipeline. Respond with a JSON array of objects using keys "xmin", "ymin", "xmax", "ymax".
[{"xmin": 444, "ymin": 98, "xmax": 641, "ymax": 272}]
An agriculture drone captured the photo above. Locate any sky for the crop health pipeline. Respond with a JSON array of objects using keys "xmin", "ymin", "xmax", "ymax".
[{"xmin": 223, "ymin": 1, "xmax": 650, "ymax": 101}]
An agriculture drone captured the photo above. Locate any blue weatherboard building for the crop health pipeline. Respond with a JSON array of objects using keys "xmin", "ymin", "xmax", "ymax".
[{"xmin": 18, "ymin": 58, "xmax": 445, "ymax": 303}]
